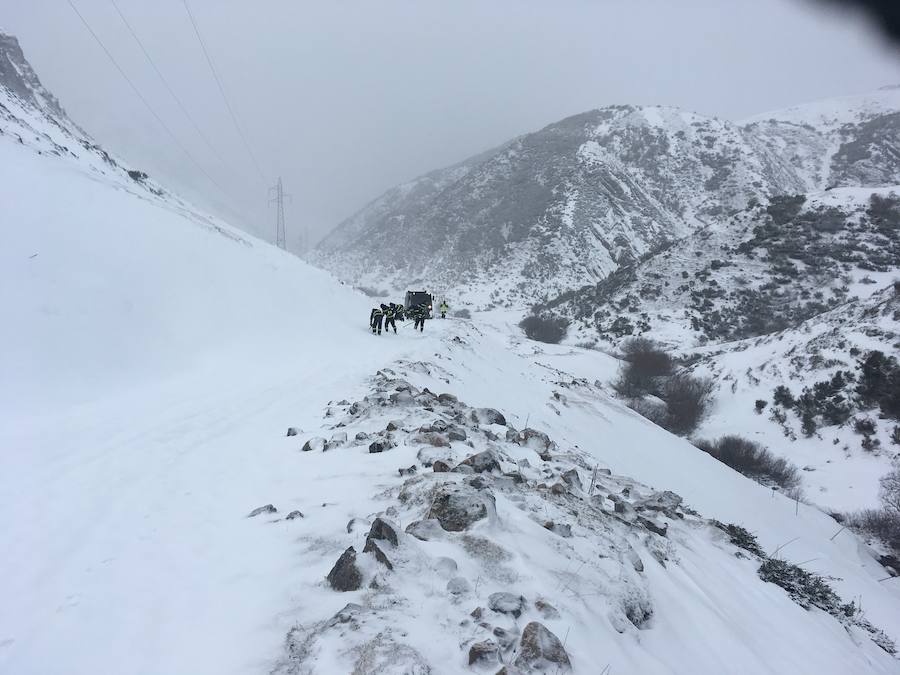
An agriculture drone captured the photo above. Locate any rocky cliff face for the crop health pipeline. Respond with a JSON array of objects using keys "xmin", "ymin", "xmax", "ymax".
[{"xmin": 0, "ymin": 32, "xmax": 67, "ymax": 119}]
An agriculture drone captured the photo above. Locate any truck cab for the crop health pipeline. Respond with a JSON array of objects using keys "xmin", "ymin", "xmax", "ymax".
[{"xmin": 404, "ymin": 290, "xmax": 433, "ymax": 318}]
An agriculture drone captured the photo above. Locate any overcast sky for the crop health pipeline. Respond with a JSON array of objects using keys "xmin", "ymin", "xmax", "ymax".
[{"xmin": 3, "ymin": 0, "xmax": 898, "ymax": 247}]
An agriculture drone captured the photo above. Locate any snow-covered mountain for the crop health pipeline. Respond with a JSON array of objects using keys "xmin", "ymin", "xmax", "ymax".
[
  {"xmin": 5, "ymin": 31, "xmax": 900, "ymax": 675},
  {"xmin": 314, "ymin": 88, "xmax": 900, "ymax": 308}
]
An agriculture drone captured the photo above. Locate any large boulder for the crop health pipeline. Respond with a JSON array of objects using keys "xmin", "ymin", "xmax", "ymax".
[
  {"xmin": 468, "ymin": 640, "xmax": 499, "ymax": 666},
  {"xmin": 634, "ymin": 490, "xmax": 684, "ymax": 518},
  {"xmin": 405, "ymin": 519, "xmax": 445, "ymax": 541},
  {"xmin": 458, "ymin": 450, "xmax": 501, "ymax": 474},
  {"xmin": 514, "ymin": 622, "xmax": 572, "ymax": 671},
  {"xmin": 325, "ymin": 431, "xmax": 348, "ymax": 451},
  {"xmin": 247, "ymin": 504, "xmax": 276, "ymax": 518},
  {"xmin": 368, "ymin": 517, "xmax": 399, "ymax": 546},
  {"xmin": 428, "ymin": 484, "xmax": 496, "ymax": 532},
  {"xmin": 326, "ymin": 546, "xmax": 362, "ymax": 592}
]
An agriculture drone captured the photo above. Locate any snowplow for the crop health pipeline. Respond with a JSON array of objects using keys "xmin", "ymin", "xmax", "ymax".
[{"xmin": 405, "ymin": 290, "xmax": 433, "ymax": 318}]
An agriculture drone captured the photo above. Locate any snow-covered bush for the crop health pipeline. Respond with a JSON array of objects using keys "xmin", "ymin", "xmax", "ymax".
[
  {"xmin": 519, "ymin": 313, "xmax": 569, "ymax": 344},
  {"xmin": 661, "ymin": 373, "xmax": 713, "ymax": 435},
  {"xmin": 613, "ymin": 338, "xmax": 673, "ymax": 397},
  {"xmin": 695, "ymin": 435, "xmax": 801, "ymax": 490}
]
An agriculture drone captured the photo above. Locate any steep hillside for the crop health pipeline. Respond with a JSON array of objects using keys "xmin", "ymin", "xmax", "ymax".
[
  {"xmin": 314, "ymin": 89, "xmax": 900, "ymax": 309},
  {"xmin": 5, "ymin": 32, "xmax": 900, "ymax": 675}
]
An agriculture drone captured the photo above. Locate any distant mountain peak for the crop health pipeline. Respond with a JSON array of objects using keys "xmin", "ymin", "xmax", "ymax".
[{"xmin": 0, "ymin": 31, "xmax": 68, "ymax": 120}]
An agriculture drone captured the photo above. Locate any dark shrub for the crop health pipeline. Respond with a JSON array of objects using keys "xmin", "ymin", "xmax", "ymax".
[
  {"xmin": 891, "ymin": 426, "xmax": 900, "ymax": 446},
  {"xmin": 772, "ymin": 385, "xmax": 795, "ymax": 407},
  {"xmin": 614, "ymin": 338, "xmax": 673, "ymax": 397},
  {"xmin": 127, "ymin": 169, "xmax": 149, "ymax": 182},
  {"xmin": 697, "ymin": 435, "xmax": 801, "ymax": 490},
  {"xmin": 853, "ymin": 417, "xmax": 877, "ymax": 436},
  {"xmin": 712, "ymin": 521, "xmax": 764, "ymax": 557},
  {"xmin": 881, "ymin": 468, "xmax": 900, "ymax": 515},
  {"xmin": 758, "ymin": 558, "xmax": 854, "ymax": 615},
  {"xmin": 755, "ymin": 400, "xmax": 768, "ymax": 414},
  {"xmin": 453, "ymin": 308, "xmax": 472, "ymax": 319},
  {"xmin": 845, "ymin": 508, "xmax": 900, "ymax": 553},
  {"xmin": 661, "ymin": 374, "xmax": 714, "ymax": 435},
  {"xmin": 519, "ymin": 314, "xmax": 569, "ymax": 344}
]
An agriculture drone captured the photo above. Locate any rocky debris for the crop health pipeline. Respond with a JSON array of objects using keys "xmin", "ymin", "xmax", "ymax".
[
  {"xmin": 514, "ymin": 622, "xmax": 571, "ymax": 671},
  {"xmin": 561, "ymin": 469, "xmax": 582, "ymax": 491},
  {"xmin": 368, "ymin": 440, "xmax": 389, "ymax": 454},
  {"xmin": 326, "ymin": 547, "xmax": 363, "ymax": 592},
  {"xmin": 458, "ymin": 450, "xmax": 501, "ymax": 474},
  {"xmin": 451, "ymin": 463, "xmax": 475, "ymax": 475},
  {"xmin": 515, "ymin": 428, "xmax": 554, "ymax": 454},
  {"xmin": 432, "ymin": 459, "xmax": 451, "ymax": 473},
  {"xmin": 363, "ymin": 537, "xmax": 393, "ymax": 570},
  {"xmin": 438, "ymin": 392, "xmax": 458, "ymax": 404},
  {"xmin": 285, "ymin": 427, "xmax": 299, "ymax": 437},
  {"xmin": 639, "ymin": 515, "xmax": 668, "ymax": 537},
  {"xmin": 447, "ymin": 576, "xmax": 471, "ymax": 595},
  {"xmin": 389, "ymin": 390, "xmax": 415, "ymax": 405},
  {"xmin": 301, "ymin": 437, "xmax": 326, "ymax": 452},
  {"xmin": 368, "ymin": 517, "xmax": 399, "ymax": 546},
  {"xmin": 488, "ymin": 592, "xmax": 527, "ymax": 618},
  {"xmin": 503, "ymin": 471, "xmax": 526, "ymax": 484},
  {"xmin": 550, "ymin": 482, "xmax": 568, "ymax": 496},
  {"xmin": 352, "ymin": 636, "xmax": 431, "ymax": 674},
  {"xmin": 416, "ymin": 446, "xmax": 453, "ymax": 467},
  {"xmin": 325, "ymin": 431, "xmax": 347, "ymax": 451},
  {"xmin": 413, "ymin": 431, "xmax": 450, "ymax": 447},
  {"xmin": 247, "ymin": 504, "xmax": 276, "ymax": 517},
  {"xmin": 428, "ymin": 483, "xmax": 496, "ymax": 531},
  {"xmin": 468, "ymin": 639, "xmax": 499, "ymax": 666},
  {"xmin": 386, "ymin": 419, "xmax": 405, "ymax": 432},
  {"xmin": 285, "ymin": 510, "xmax": 304, "ymax": 520},
  {"xmin": 493, "ymin": 626, "xmax": 519, "ymax": 651},
  {"xmin": 634, "ymin": 490, "xmax": 684, "ymax": 518},
  {"xmin": 470, "ymin": 606, "xmax": 484, "ymax": 620},
  {"xmin": 354, "ymin": 431, "xmax": 369, "ymax": 442},
  {"xmin": 448, "ymin": 428, "xmax": 468, "ymax": 442},
  {"xmin": 623, "ymin": 542, "xmax": 644, "ymax": 572},
  {"xmin": 399, "ymin": 464, "xmax": 417, "ymax": 476},
  {"xmin": 422, "ymin": 419, "xmax": 449, "ymax": 433},
  {"xmin": 405, "ymin": 518, "xmax": 445, "ymax": 541},
  {"xmin": 534, "ymin": 599, "xmax": 560, "ymax": 620},
  {"xmin": 543, "ymin": 521, "xmax": 572, "ymax": 538},
  {"xmin": 472, "ymin": 407, "xmax": 507, "ymax": 426},
  {"xmin": 465, "ymin": 475, "xmax": 490, "ymax": 490}
]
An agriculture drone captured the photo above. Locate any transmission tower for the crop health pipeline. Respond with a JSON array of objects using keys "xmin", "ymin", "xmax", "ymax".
[{"xmin": 268, "ymin": 177, "xmax": 291, "ymax": 250}]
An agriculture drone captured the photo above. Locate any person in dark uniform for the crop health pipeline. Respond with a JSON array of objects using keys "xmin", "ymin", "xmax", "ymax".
[
  {"xmin": 410, "ymin": 304, "xmax": 427, "ymax": 332},
  {"xmin": 384, "ymin": 303, "xmax": 398, "ymax": 334},
  {"xmin": 370, "ymin": 306, "xmax": 384, "ymax": 335}
]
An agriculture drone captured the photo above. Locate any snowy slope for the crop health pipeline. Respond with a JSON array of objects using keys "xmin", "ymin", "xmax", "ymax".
[{"xmin": 4, "ymin": 33, "xmax": 900, "ymax": 675}]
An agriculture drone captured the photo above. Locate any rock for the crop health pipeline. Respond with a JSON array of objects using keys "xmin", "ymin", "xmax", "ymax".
[
  {"xmin": 448, "ymin": 428, "xmax": 468, "ymax": 442},
  {"xmin": 597, "ymin": 467, "xmax": 612, "ymax": 476},
  {"xmin": 363, "ymin": 537, "xmax": 393, "ymax": 570},
  {"xmin": 561, "ymin": 469, "xmax": 582, "ymax": 491},
  {"xmin": 285, "ymin": 510, "xmax": 304, "ymax": 520},
  {"xmin": 399, "ymin": 465, "xmax": 418, "ymax": 476},
  {"xmin": 451, "ymin": 463, "xmax": 475, "ymax": 475},
  {"xmin": 534, "ymin": 599, "xmax": 560, "ymax": 620},
  {"xmin": 349, "ymin": 401, "xmax": 362, "ymax": 416},
  {"xmin": 550, "ymin": 482, "xmax": 567, "ymax": 496},
  {"xmin": 432, "ymin": 460, "xmax": 451, "ymax": 473},
  {"xmin": 488, "ymin": 592, "xmax": 527, "ymax": 618},
  {"xmin": 505, "ymin": 428, "xmax": 520, "ymax": 443},
  {"xmin": 325, "ymin": 431, "xmax": 348, "ymax": 451},
  {"xmin": 347, "ymin": 517, "xmax": 369, "ymax": 533},
  {"xmin": 624, "ymin": 542, "xmax": 644, "ymax": 572},
  {"xmin": 438, "ymin": 392, "xmax": 458, "ymax": 404},
  {"xmin": 369, "ymin": 440, "xmax": 388, "ymax": 454},
  {"xmin": 429, "ymin": 484, "xmax": 496, "ymax": 531},
  {"xmin": 492, "ymin": 626, "xmax": 518, "ymax": 651},
  {"xmin": 459, "ymin": 450, "xmax": 501, "ymax": 474},
  {"xmin": 466, "ymin": 475, "xmax": 490, "ymax": 490},
  {"xmin": 286, "ymin": 427, "xmax": 299, "ymax": 437},
  {"xmin": 447, "ymin": 576, "xmax": 471, "ymax": 595},
  {"xmin": 472, "ymin": 408, "xmax": 507, "ymax": 426},
  {"xmin": 405, "ymin": 519, "xmax": 445, "ymax": 541},
  {"xmin": 354, "ymin": 431, "xmax": 369, "ymax": 442},
  {"xmin": 468, "ymin": 640, "xmax": 499, "ymax": 666},
  {"xmin": 413, "ymin": 431, "xmax": 450, "ymax": 447},
  {"xmin": 386, "ymin": 419, "xmax": 403, "ymax": 431},
  {"xmin": 634, "ymin": 490, "xmax": 684, "ymax": 518},
  {"xmin": 326, "ymin": 547, "xmax": 362, "ymax": 592},
  {"xmin": 470, "ymin": 606, "xmax": 484, "ymax": 620},
  {"xmin": 514, "ymin": 622, "xmax": 571, "ymax": 671},
  {"xmin": 247, "ymin": 504, "xmax": 277, "ymax": 518},
  {"xmin": 368, "ymin": 517, "xmax": 399, "ymax": 546},
  {"xmin": 518, "ymin": 428, "xmax": 552, "ymax": 452},
  {"xmin": 389, "ymin": 390, "xmax": 415, "ymax": 405},
  {"xmin": 327, "ymin": 602, "xmax": 364, "ymax": 627},
  {"xmin": 301, "ymin": 437, "xmax": 326, "ymax": 452},
  {"xmin": 504, "ymin": 471, "xmax": 526, "ymax": 484},
  {"xmin": 431, "ymin": 419, "xmax": 450, "ymax": 432},
  {"xmin": 543, "ymin": 521, "xmax": 572, "ymax": 538},
  {"xmin": 639, "ymin": 515, "xmax": 668, "ymax": 537},
  {"xmin": 434, "ymin": 556, "xmax": 458, "ymax": 578}
]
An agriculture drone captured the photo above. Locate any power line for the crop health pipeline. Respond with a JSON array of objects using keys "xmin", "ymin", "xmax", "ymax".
[
  {"xmin": 181, "ymin": 0, "xmax": 267, "ymax": 183},
  {"xmin": 66, "ymin": 0, "xmax": 230, "ymax": 198},
  {"xmin": 108, "ymin": 0, "xmax": 240, "ymax": 178}
]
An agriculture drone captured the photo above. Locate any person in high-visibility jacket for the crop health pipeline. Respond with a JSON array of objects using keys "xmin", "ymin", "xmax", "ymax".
[
  {"xmin": 384, "ymin": 303, "xmax": 399, "ymax": 334},
  {"xmin": 439, "ymin": 301, "xmax": 449, "ymax": 319},
  {"xmin": 369, "ymin": 306, "xmax": 384, "ymax": 335}
]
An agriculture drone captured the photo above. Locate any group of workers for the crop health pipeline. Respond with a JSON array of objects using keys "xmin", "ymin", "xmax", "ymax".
[{"xmin": 369, "ymin": 300, "xmax": 450, "ymax": 335}]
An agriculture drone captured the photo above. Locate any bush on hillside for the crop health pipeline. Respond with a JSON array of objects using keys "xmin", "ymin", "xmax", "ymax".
[
  {"xmin": 661, "ymin": 374, "xmax": 714, "ymax": 435},
  {"xmin": 519, "ymin": 313, "xmax": 569, "ymax": 344},
  {"xmin": 614, "ymin": 338, "xmax": 673, "ymax": 397},
  {"xmin": 695, "ymin": 435, "xmax": 801, "ymax": 490},
  {"xmin": 453, "ymin": 308, "xmax": 472, "ymax": 319}
]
